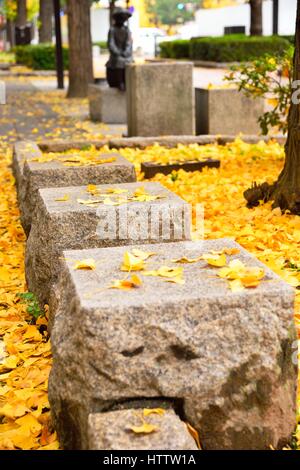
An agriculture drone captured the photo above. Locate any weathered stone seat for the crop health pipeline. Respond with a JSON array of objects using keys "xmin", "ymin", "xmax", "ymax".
[
  {"xmin": 26, "ymin": 182, "xmax": 191, "ymax": 307},
  {"xmin": 48, "ymin": 238, "xmax": 297, "ymax": 450},
  {"xmin": 12, "ymin": 141, "xmax": 136, "ymax": 235},
  {"xmin": 88, "ymin": 84, "xmax": 127, "ymax": 124},
  {"xmin": 88, "ymin": 409, "xmax": 198, "ymax": 450}
]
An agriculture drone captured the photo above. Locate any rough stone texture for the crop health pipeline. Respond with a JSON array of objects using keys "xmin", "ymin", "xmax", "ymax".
[
  {"xmin": 12, "ymin": 141, "xmax": 42, "ymax": 198},
  {"xmin": 36, "ymin": 134, "xmax": 286, "ymax": 154},
  {"xmin": 26, "ymin": 182, "xmax": 191, "ymax": 308},
  {"xmin": 217, "ymin": 134, "xmax": 286, "ymax": 146},
  {"xmin": 18, "ymin": 147, "xmax": 136, "ymax": 235},
  {"xmin": 195, "ymin": 88, "xmax": 264, "ymax": 135},
  {"xmin": 48, "ymin": 238, "xmax": 297, "ymax": 450},
  {"xmin": 87, "ymin": 409, "xmax": 198, "ymax": 450},
  {"xmin": 110, "ymin": 135, "xmax": 216, "ymax": 149},
  {"xmin": 88, "ymin": 84, "xmax": 127, "ymax": 124},
  {"xmin": 126, "ymin": 63, "xmax": 195, "ymax": 137},
  {"xmin": 38, "ymin": 140, "xmax": 109, "ymax": 153}
]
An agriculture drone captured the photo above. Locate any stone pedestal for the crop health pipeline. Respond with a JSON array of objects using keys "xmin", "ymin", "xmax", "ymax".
[
  {"xmin": 13, "ymin": 142, "xmax": 136, "ymax": 235},
  {"xmin": 49, "ymin": 238, "xmax": 297, "ymax": 450},
  {"xmin": 88, "ymin": 410, "xmax": 198, "ymax": 450},
  {"xmin": 88, "ymin": 84, "xmax": 127, "ymax": 124},
  {"xmin": 126, "ymin": 62, "xmax": 195, "ymax": 137},
  {"xmin": 195, "ymin": 88, "xmax": 264, "ymax": 135},
  {"xmin": 25, "ymin": 182, "xmax": 191, "ymax": 308}
]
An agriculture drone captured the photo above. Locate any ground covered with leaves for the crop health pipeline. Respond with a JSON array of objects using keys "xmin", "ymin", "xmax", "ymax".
[{"xmin": 0, "ymin": 138, "xmax": 299, "ymax": 449}]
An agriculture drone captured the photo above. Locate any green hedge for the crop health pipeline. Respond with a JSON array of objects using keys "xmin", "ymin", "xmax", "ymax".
[
  {"xmin": 93, "ymin": 41, "xmax": 108, "ymax": 50},
  {"xmin": 15, "ymin": 44, "xmax": 69, "ymax": 70},
  {"xmin": 159, "ymin": 35, "xmax": 290, "ymax": 62},
  {"xmin": 160, "ymin": 40, "xmax": 190, "ymax": 59},
  {"xmin": 281, "ymin": 35, "xmax": 295, "ymax": 45}
]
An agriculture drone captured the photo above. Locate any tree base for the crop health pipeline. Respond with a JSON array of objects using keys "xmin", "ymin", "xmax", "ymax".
[{"xmin": 244, "ymin": 181, "xmax": 300, "ymax": 215}]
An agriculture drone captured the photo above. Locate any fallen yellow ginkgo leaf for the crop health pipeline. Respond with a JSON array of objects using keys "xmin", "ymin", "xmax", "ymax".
[
  {"xmin": 186, "ymin": 423, "xmax": 202, "ymax": 449},
  {"xmin": 143, "ymin": 408, "xmax": 165, "ymax": 417},
  {"xmin": 219, "ymin": 259, "xmax": 265, "ymax": 289},
  {"xmin": 202, "ymin": 253, "xmax": 227, "ymax": 267},
  {"xmin": 86, "ymin": 184, "xmax": 99, "ymax": 195},
  {"xmin": 110, "ymin": 275, "xmax": 142, "ymax": 290},
  {"xmin": 121, "ymin": 251, "xmax": 145, "ymax": 272},
  {"xmin": 55, "ymin": 194, "xmax": 69, "ymax": 202},
  {"xmin": 131, "ymin": 248, "xmax": 156, "ymax": 261},
  {"xmin": 172, "ymin": 256, "xmax": 202, "ymax": 264},
  {"xmin": 73, "ymin": 259, "xmax": 96, "ymax": 270},
  {"xmin": 130, "ymin": 422, "xmax": 158, "ymax": 435}
]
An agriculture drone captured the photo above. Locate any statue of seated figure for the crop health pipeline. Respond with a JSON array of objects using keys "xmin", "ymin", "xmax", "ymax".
[{"xmin": 106, "ymin": 8, "xmax": 133, "ymax": 91}]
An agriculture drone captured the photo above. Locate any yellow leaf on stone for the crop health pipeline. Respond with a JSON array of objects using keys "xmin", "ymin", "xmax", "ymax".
[
  {"xmin": 219, "ymin": 260, "xmax": 265, "ymax": 288},
  {"xmin": 165, "ymin": 276, "xmax": 185, "ymax": 285},
  {"xmin": 110, "ymin": 275, "xmax": 142, "ymax": 290},
  {"xmin": 121, "ymin": 252, "xmax": 145, "ymax": 272},
  {"xmin": 158, "ymin": 266, "xmax": 183, "ymax": 278},
  {"xmin": 143, "ymin": 408, "xmax": 165, "ymax": 417},
  {"xmin": 229, "ymin": 279, "xmax": 245, "ymax": 292},
  {"xmin": 77, "ymin": 198, "xmax": 103, "ymax": 205},
  {"xmin": 106, "ymin": 188, "xmax": 128, "ymax": 194},
  {"xmin": 86, "ymin": 184, "xmax": 99, "ymax": 195},
  {"xmin": 202, "ymin": 253, "xmax": 227, "ymax": 267},
  {"xmin": 186, "ymin": 423, "xmax": 202, "ymax": 449},
  {"xmin": 211, "ymin": 248, "xmax": 240, "ymax": 256},
  {"xmin": 103, "ymin": 197, "xmax": 128, "ymax": 206},
  {"xmin": 73, "ymin": 259, "xmax": 96, "ymax": 270},
  {"xmin": 130, "ymin": 423, "xmax": 158, "ymax": 435},
  {"xmin": 54, "ymin": 195, "xmax": 69, "ymax": 202},
  {"xmin": 131, "ymin": 249, "xmax": 156, "ymax": 261},
  {"xmin": 172, "ymin": 256, "xmax": 202, "ymax": 264}
]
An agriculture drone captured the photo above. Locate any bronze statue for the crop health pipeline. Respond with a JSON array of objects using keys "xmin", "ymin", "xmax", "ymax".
[{"xmin": 106, "ymin": 8, "xmax": 133, "ymax": 92}]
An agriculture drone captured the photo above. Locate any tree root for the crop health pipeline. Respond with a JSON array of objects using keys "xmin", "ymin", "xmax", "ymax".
[
  {"xmin": 244, "ymin": 182, "xmax": 276, "ymax": 208},
  {"xmin": 244, "ymin": 182, "xmax": 300, "ymax": 215}
]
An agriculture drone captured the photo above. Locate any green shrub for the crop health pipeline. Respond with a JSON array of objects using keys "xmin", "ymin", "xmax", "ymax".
[
  {"xmin": 159, "ymin": 39, "xmax": 190, "ymax": 59},
  {"xmin": 190, "ymin": 35, "xmax": 290, "ymax": 62},
  {"xmin": 15, "ymin": 44, "xmax": 69, "ymax": 70},
  {"xmin": 281, "ymin": 35, "xmax": 295, "ymax": 45},
  {"xmin": 93, "ymin": 41, "xmax": 108, "ymax": 50},
  {"xmin": 159, "ymin": 35, "xmax": 290, "ymax": 63}
]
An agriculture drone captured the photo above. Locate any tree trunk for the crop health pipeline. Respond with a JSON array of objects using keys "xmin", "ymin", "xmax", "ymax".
[
  {"xmin": 16, "ymin": 0, "xmax": 27, "ymax": 27},
  {"xmin": 39, "ymin": 0, "xmax": 53, "ymax": 43},
  {"xmin": 66, "ymin": 0, "xmax": 93, "ymax": 98},
  {"xmin": 244, "ymin": 1, "xmax": 300, "ymax": 215},
  {"xmin": 6, "ymin": 20, "xmax": 15, "ymax": 48},
  {"xmin": 249, "ymin": 0, "xmax": 263, "ymax": 36}
]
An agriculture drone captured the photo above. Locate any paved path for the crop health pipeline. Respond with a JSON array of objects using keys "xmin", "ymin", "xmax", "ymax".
[{"xmin": 0, "ymin": 77, "xmax": 126, "ymax": 144}]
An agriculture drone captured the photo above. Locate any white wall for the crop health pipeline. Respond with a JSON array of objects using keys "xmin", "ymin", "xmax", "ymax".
[
  {"xmin": 90, "ymin": 7, "xmax": 140, "ymax": 44},
  {"xmin": 91, "ymin": 8, "xmax": 110, "ymax": 42},
  {"xmin": 278, "ymin": 0, "xmax": 297, "ymax": 35},
  {"xmin": 188, "ymin": 0, "xmax": 296, "ymax": 38}
]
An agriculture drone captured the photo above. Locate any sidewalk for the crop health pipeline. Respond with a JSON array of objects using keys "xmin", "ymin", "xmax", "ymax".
[{"xmin": 0, "ymin": 77, "xmax": 125, "ymax": 145}]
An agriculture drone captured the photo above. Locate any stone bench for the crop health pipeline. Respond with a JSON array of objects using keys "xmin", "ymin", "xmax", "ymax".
[
  {"xmin": 126, "ymin": 62, "xmax": 195, "ymax": 137},
  {"xmin": 12, "ymin": 141, "xmax": 136, "ymax": 235},
  {"xmin": 88, "ymin": 409, "xmax": 197, "ymax": 450},
  {"xmin": 48, "ymin": 238, "xmax": 296, "ymax": 450},
  {"xmin": 195, "ymin": 88, "xmax": 264, "ymax": 135},
  {"xmin": 88, "ymin": 84, "xmax": 127, "ymax": 124},
  {"xmin": 26, "ymin": 182, "xmax": 191, "ymax": 308}
]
